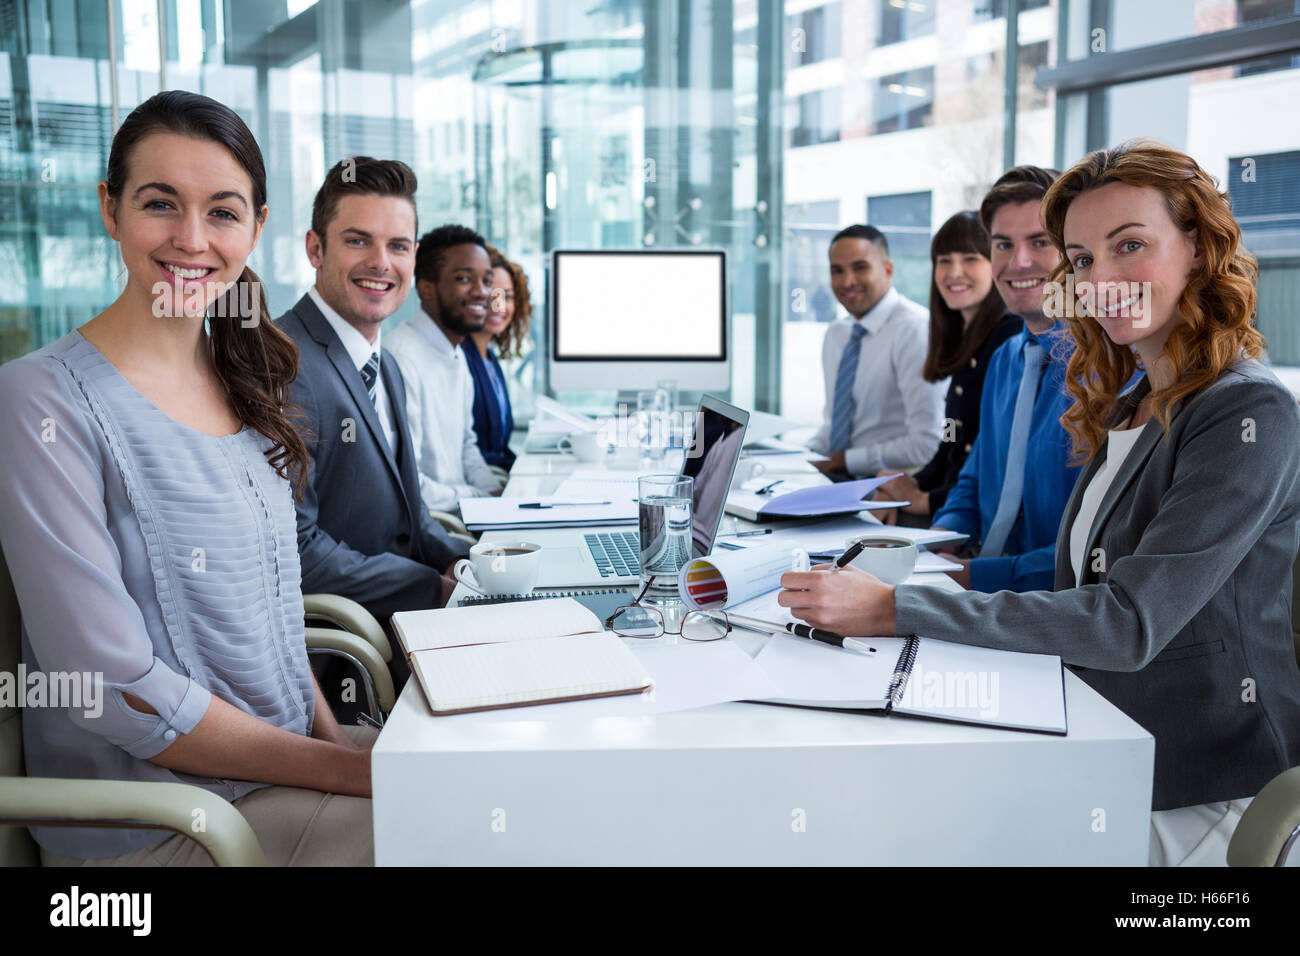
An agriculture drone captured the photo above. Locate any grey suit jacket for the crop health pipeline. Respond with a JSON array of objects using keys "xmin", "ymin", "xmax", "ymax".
[
  {"xmin": 896, "ymin": 358, "xmax": 1300, "ymax": 810},
  {"xmin": 277, "ymin": 294, "xmax": 468, "ymax": 627}
]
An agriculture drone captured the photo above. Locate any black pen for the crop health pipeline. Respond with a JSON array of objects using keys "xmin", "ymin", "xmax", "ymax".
[
  {"xmin": 833, "ymin": 539, "xmax": 868, "ymax": 570},
  {"xmin": 785, "ymin": 621, "xmax": 874, "ymax": 652},
  {"xmin": 718, "ymin": 528, "xmax": 773, "ymax": 538},
  {"xmin": 786, "ymin": 621, "xmax": 847, "ymax": 647},
  {"xmin": 518, "ymin": 500, "xmax": 612, "ymax": 509}
]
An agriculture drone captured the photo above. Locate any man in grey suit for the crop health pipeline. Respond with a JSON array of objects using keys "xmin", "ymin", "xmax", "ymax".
[{"xmin": 278, "ymin": 157, "xmax": 468, "ymax": 687}]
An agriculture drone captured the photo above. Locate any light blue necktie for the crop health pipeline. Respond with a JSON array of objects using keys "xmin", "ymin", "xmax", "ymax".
[
  {"xmin": 828, "ymin": 322, "xmax": 869, "ymax": 453},
  {"xmin": 980, "ymin": 339, "xmax": 1047, "ymax": 558}
]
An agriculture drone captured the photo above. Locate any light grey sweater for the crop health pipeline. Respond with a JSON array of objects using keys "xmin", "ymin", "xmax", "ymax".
[{"xmin": 0, "ymin": 331, "xmax": 315, "ymax": 858}]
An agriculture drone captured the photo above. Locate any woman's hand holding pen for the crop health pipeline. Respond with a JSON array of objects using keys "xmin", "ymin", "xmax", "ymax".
[{"xmin": 777, "ymin": 563, "xmax": 896, "ymax": 637}]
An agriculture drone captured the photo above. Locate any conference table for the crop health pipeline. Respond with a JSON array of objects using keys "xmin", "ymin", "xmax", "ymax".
[{"xmin": 371, "ymin": 432, "xmax": 1155, "ymax": 866}]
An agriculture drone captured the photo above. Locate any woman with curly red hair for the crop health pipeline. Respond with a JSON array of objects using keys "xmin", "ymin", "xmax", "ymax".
[{"xmin": 778, "ymin": 140, "xmax": 1300, "ymax": 866}]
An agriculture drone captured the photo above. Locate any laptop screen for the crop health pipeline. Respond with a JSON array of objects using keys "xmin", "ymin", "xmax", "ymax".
[{"xmin": 680, "ymin": 396, "xmax": 750, "ymax": 557}]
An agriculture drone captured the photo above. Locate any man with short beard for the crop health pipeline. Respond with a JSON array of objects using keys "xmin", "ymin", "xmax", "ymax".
[{"xmin": 387, "ymin": 224, "xmax": 505, "ymax": 515}]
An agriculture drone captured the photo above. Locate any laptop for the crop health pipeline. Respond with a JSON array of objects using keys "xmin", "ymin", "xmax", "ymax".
[{"xmin": 529, "ymin": 395, "xmax": 750, "ymax": 589}]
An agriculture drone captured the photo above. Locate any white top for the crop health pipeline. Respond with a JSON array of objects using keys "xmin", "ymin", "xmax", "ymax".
[
  {"xmin": 386, "ymin": 311, "xmax": 503, "ymax": 513},
  {"xmin": 807, "ymin": 286, "xmax": 948, "ymax": 476},
  {"xmin": 307, "ymin": 285, "xmax": 397, "ymax": 451},
  {"xmin": 1069, "ymin": 423, "xmax": 1147, "ymax": 584}
]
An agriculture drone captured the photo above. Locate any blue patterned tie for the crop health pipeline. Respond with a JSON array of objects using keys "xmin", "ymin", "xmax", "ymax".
[
  {"xmin": 360, "ymin": 352, "xmax": 381, "ymax": 408},
  {"xmin": 980, "ymin": 340, "xmax": 1047, "ymax": 558},
  {"xmin": 829, "ymin": 322, "xmax": 869, "ymax": 453}
]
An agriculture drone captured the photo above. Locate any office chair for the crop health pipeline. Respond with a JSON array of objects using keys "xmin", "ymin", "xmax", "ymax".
[
  {"xmin": 0, "ymin": 549, "xmax": 390, "ymax": 866},
  {"xmin": 428, "ymin": 508, "xmax": 477, "ymax": 546},
  {"xmin": 302, "ymin": 593, "xmax": 396, "ymax": 719}
]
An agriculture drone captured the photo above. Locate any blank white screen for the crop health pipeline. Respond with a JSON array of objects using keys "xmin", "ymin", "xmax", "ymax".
[{"xmin": 555, "ymin": 253, "xmax": 725, "ymax": 358}]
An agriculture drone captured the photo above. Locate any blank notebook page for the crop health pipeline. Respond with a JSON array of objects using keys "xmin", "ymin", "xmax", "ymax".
[{"xmin": 413, "ymin": 631, "xmax": 652, "ymax": 714}]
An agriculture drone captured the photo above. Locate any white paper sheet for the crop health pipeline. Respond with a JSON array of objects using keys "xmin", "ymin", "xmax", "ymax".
[
  {"xmin": 460, "ymin": 496, "xmax": 638, "ymax": 529},
  {"xmin": 752, "ymin": 631, "xmax": 907, "ymax": 707},
  {"xmin": 719, "ymin": 515, "xmax": 967, "ymax": 554}
]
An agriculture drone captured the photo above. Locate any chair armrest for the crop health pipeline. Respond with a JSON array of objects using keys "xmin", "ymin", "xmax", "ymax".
[
  {"xmin": 305, "ymin": 627, "xmax": 397, "ymax": 715},
  {"xmin": 0, "ymin": 777, "xmax": 265, "ymax": 866},
  {"xmin": 302, "ymin": 593, "xmax": 390, "ymax": 663},
  {"xmin": 1227, "ymin": 765, "xmax": 1300, "ymax": 866},
  {"xmin": 429, "ymin": 509, "xmax": 471, "ymax": 537}
]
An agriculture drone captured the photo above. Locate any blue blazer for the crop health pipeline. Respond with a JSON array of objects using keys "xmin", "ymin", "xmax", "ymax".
[{"xmin": 462, "ymin": 341, "xmax": 515, "ymax": 469}]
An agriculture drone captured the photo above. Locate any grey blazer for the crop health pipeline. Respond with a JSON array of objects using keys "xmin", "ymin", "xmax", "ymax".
[
  {"xmin": 277, "ymin": 294, "xmax": 468, "ymax": 630},
  {"xmin": 895, "ymin": 358, "xmax": 1300, "ymax": 810}
]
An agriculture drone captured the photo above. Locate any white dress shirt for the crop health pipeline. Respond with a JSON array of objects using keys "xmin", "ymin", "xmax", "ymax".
[
  {"xmin": 386, "ymin": 312, "xmax": 504, "ymax": 513},
  {"xmin": 307, "ymin": 285, "xmax": 397, "ymax": 451},
  {"xmin": 807, "ymin": 286, "xmax": 948, "ymax": 476},
  {"xmin": 1068, "ymin": 423, "xmax": 1147, "ymax": 585}
]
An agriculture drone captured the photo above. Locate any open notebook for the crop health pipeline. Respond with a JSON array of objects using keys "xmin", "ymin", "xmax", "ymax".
[
  {"xmin": 752, "ymin": 632, "xmax": 1068, "ymax": 735},
  {"xmin": 391, "ymin": 599, "xmax": 652, "ymax": 715}
]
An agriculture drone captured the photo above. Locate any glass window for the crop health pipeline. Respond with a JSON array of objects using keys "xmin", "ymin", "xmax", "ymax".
[
  {"xmin": 780, "ymin": 0, "xmax": 1061, "ymax": 420},
  {"xmin": 787, "ymin": 2, "xmax": 842, "ymax": 69},
  {"xmin": 789, "ymin": 87, "xmax": 842, "ymax": 147},
  {"xmin": 1106, "ymin": 0, "xmax": 1300, "ymax": 54},
  {"xmin": 868, "ymin": 190, "xmax": 933, "ymax": 304},
  {"xmin": 879, "ymin": 0, "xmax": 937, "ymax": 46},
  {"xmin": 870, "ymin": 67, "xmax": 935, "ymax": 135}
]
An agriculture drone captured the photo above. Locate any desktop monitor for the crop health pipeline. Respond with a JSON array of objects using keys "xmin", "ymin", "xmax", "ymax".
[{"xmin": 548, "ymin": 249, "xmax": 730, "ymax": 392}]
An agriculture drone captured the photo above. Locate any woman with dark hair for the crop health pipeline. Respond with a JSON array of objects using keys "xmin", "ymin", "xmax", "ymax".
[
  {"xmin": 875, "ymin": 211, "xmax": 1019, "ymax": 523},
  {"xmin": 463, "ymin": 243, "xmax": 533, "ymax": 469},
  {"xmin": 780, "ymin": 140, "xmax": 1300, "ymax": 866},
  {"xmin": 0, "ymin": 90, "xmax": 374, "ymax": 865}
]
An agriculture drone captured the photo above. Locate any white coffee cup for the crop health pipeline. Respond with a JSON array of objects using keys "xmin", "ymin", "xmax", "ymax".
[
  {"xmin": 558, "ymin": 431, "xmax": 605, "ymax": 462},
  {"xmin": 730, "ymin": 459, "xmax": 766, "ymax": 490},
  {"xmin": 843, "ymin": 534, "xmax": 918, "ymax": 585},
  {"xmin": 454, "ymin": 540, "xmax": 543, "ymax": 596}
]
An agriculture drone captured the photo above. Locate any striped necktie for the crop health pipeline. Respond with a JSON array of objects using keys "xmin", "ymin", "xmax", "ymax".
[
  {"xmin": 828, "ymin": 322, "xmax": 869, "ymax": 454},
  {"xmin": 360, "ymin": 352, "xmax": 381, "ymax": 408},
  {"xmin": 979, "ymin": 340, "xmax": 1048, "ymax": 558}
]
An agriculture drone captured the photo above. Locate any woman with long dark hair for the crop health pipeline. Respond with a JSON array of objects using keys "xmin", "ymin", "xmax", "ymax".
[
  {"xmin": 0, "ymin": 91, "xmax": 374, "ymax": 865},
  {"xmin": 781, "ymin": 141, "xmax": 1300, "ymax": 866},
  {"xmin": 875, "ymin": 211, "xmax": 1019, "ymax": 522}
]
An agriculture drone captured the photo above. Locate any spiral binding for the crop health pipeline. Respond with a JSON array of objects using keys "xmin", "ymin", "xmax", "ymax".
[
  {"xmin": 884, "ymin": 636, "xmax": 920, "ymax": 711},
  {"xmin": 459, "ymin": 588, "xmax": 625, "ymax": 607}
]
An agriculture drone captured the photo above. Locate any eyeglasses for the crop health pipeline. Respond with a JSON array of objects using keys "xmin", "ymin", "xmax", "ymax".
[{"xmin": 605, "ymin": 582, "xmax": 732, "ymax": 642}]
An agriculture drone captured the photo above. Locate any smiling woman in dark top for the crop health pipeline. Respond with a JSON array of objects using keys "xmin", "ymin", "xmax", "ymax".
[
  {"xmin": 876, "ymin": 211, "xmax": 1020, "ymax": 520},
  {"xmin": 463, "ymin": 245, "xmax": 533, "ymax": 470}
]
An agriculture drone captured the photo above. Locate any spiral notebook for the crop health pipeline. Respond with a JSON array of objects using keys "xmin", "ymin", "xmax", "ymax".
[
  {"xmin": 391, "ymin": 598, "xmax": 652, "ymax": 716},
  {"xmin": 752, "ymin": 632, "xmax": 1068, "ymax": 735}
]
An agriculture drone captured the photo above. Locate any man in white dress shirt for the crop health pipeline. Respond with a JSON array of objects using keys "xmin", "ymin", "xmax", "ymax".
[
  {"xmin": 808, "ymin": 224, "xmax": 947, "ymax": 478},
  {"xmin": 387, "ymin": 224, "xmax": 504, "ymax": 513}
]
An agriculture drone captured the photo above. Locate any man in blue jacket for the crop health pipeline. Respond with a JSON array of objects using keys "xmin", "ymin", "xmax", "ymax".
[{"xmin": 930, "ymin": 166, "xmax": 1081, "ymax": 593}]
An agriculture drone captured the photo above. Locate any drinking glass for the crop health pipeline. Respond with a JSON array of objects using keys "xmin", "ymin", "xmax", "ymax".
[{"xmin": 636, "ymin": 474, "xmax": 693, "ymax": 606}]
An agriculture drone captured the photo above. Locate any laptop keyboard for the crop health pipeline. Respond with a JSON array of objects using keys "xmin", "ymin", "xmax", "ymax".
[{"xmin": 584, "ymin": 531, "xmax": 641, "ymax": 578}]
